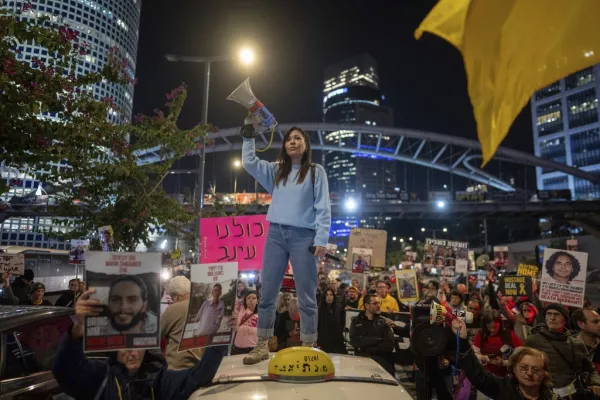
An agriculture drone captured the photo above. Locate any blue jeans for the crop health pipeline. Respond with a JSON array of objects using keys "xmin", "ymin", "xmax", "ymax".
[{"xmin": 257, "ymin": 223, "xmax": 318, "ymax": 343}]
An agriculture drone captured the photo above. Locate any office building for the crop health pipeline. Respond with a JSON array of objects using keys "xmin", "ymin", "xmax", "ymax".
[
  {"xmin": 532, "ymin": 65, "xmax": 600, "ymax": 199},
  {"xmin": 322, "ymin": 54, "xmax": 396, "ymax": 237},
  {"xmin": 0, "ymin": 0, "xmax": 142, "ymax": 249}
]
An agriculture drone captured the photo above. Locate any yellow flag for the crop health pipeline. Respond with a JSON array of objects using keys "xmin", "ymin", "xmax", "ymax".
[{"xmin": 416, "ymin": 0, "xmax": 600, "ymax": 165}]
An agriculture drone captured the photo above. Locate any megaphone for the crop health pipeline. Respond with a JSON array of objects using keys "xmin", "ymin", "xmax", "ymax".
[
  {"xmin": 476, "ymin": 254, "xmax": 490, "ymax": 268},
  {"xmin": 227, "ymin": 78, "xmax": 277, "ymax": 132},
  {"xmin": 430, "ymin": 302, "xmax": 474, "ymax": 325}
]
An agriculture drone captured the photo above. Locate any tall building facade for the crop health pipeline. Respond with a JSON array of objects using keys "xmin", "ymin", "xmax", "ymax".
[
  {"xmin": 0, "ymin": 0, "xmax": 142, "ymax": 249},
  {"xmin": 322, "ymin": 54, "xmax": 396, "ymax": 237},
  {"xmin": 532, "ymin": 65, "xmax": 600, "ymax": 200}
]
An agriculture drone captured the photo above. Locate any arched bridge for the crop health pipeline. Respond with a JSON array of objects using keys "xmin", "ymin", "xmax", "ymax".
[{"xmin": 135, "ymin": 123, "xmax": 600, "ymax": 192}]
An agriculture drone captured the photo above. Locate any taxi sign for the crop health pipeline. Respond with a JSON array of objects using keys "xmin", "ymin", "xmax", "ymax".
[{"xmin": 267, "ymin": 347, "xmax": 335, "ymax": 383}]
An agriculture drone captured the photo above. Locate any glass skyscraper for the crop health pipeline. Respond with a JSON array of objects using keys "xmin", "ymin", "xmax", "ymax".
[
  {"xmin": 0, "ymin": 0, "xmax": 142, "ymax": 249},
  {"xmin": 322, "ymin": 54, "xmax": 396, "ymax": 237},
  {"xmin": 532, "ymin": 65, "xmax": 600, "ymax": 200}
]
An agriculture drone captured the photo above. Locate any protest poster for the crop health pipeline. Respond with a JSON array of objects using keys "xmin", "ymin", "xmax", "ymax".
[
  {"xmin": 468, "ymin": 251, "xmax": 476, "ymax": 271},
  {"xmin": 97, "ymin": 225, "xmax": 114, "ymax": 251},
  {"xmin": 517, "ymin": 263, "xmax": 539, "ymax": 277},
  {"xmin": 441, "ymin": 266, "xmax": 455, "ymax": 279},
  {"xmin": 351, "ymin": 248, "xmax": 372, "ymax": 273},
  {"xmin": 84, "ymin": 252, "xmax": 161, "ymax": 352},
  {"xmin": 476, "ymin": 270, "xmax": 487, "ymax": 289},
  {"xmin": 455, "ymin": 259, "xmax": 468, "ymax": 277},
  {"xmin": 282, "ymin": 262, "xmax": 296, "ymax": 293},
  {"xmin": 179, "ymin": 262, "xmax": 238, "ymax": 350},
  {"xmin": 499, "ymin": 276, "xmax": 533, "ymax": 298},
  {"xmin": 539, "ymin": 248, "xmax": 588, "ymax": 308},
  {"xmin": 422, "ymin": 238, "xmax": 469, "ymax": 271},
  {"xmin": 494, "ymin": 246, "xmax": 509, "ymax": 267},
  {"xmin": 1, "ymin": 253, "xmax": 24, "ymax": 275},
  {"xmin": 200, "ymin": 215, "xmax": 268, "ymax": 271},
  {"xmin": 395, "ymin": 269, "xmax": 419, "ymax": 302},
  {"xmin": 69, "ymin": 239, "xmax": 89, "ymax": 264},
  {"xmin": 347, "ymin": 228, "xmax": 387, "ymax": 270}
]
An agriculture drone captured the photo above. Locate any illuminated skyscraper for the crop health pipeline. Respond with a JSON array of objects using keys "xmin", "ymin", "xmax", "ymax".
[
  {"xmin": 532, "ymin": 65, "xmax": 600, "ymax": 199},
  {"xmin": 0, "ymin": 0, "xmax": 142, "ymax": 249},
  {"xmin": 322, "ymin": 54, "xmax": 396, "ymax": 236}
]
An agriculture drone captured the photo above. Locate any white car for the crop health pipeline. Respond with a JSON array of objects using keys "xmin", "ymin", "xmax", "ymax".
[{"xmin": 190, "ymin": 353, "xmax": 414, "ymax": 399}]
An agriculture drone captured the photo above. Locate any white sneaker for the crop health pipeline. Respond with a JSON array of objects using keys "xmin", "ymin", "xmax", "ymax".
[{"xmin": 243, "ymin": 338, "xmax": 269, "ymax": 365}]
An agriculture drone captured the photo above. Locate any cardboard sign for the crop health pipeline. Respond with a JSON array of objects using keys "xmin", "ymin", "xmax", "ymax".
[
  {"xmin": 84, "ymin": 252, "xmax": 161, "ymax": 352},
  {"xmin": 347, "ymin": 228, "xmax": 387, "ymax": 270},
  {"xmin": 0, "ymin": 253, "xmax": 24, "ymax": 275},
  {"xmin": 539, "ymin": 248, "xmax": 588, "ymax": 308},
  {"xmin": 499, "ymin": 275, "xmax": 532, "ymax": 298},
  {"xmin": 395, "ymin": 269, "xmax": 419, "ymax": 302},
  {"xmin": 517, "ymin": 263, "xmax": 539, "ymax": 277},
  {"xmin": 180, "ymin": 262, "xmax": 238, "ymax": 350},
  {"xmin": 200, "ymin": 215, "xmax": 268, "ymax": 271}
]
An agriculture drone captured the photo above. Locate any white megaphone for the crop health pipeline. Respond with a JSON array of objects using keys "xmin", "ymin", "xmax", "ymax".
[{"xmin": 227, "ymin": 78, "xmax": 277, "ymax": 131}]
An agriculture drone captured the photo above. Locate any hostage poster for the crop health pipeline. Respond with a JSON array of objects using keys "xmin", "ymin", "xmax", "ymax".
[
  {"xmin": 179, "ymin": 262, "xmax": 238, "ymax": 350},
  {"xmin": 539, "ymin": 248, "xmax": 588, "ymax": 308},
  {"xmin": 84, "ymin": 252, "xmax": 161, "ymax": 352},
  {"xmin": 395, "ymin": 269, "xmax": 419, "ymax": 302},
  {"xmin": 422, "ymin": 238, "xmax": 469, "ymax": 276}
]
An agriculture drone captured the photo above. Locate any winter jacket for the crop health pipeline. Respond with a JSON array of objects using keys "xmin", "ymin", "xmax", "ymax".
[
  {"xmin": 349, "ymin": 311, "xmax": 406, "ymax": 356},
  {"xmin": 524, "ymin": 326, "xmax": 600, "ymax": 388},
  {"xmin": 457, "ymin": 338, "xmax": 555, "ymax": 400},
  {"xmin": 52, "ymin": 333, "xmax": 225, "ymax": 400},
  {"xmin": 317, "ymin": 302, "xmax": 346, "ymax": 354},
  {"xmin": 10, "ymin": 277, "xmax": 31, "ymax": 304},
  {"xmin": 54, "ymin": 291, "xmax": 76, "ymax": 307}
]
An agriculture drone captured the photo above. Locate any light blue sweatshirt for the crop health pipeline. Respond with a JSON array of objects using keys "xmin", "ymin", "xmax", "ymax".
[{"xmin": 242, "ymin": 138, "xmax": 331, "ymax": 246}]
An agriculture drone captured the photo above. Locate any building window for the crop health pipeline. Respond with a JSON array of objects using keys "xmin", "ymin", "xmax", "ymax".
[
  {"xmin": 535, "ymin": 81, "xmax": 560, "ymax": 101},
  {"xmin": 536, "ymin": 100, "xmax": 563, "ymax": 135},
  {"xmin": 567, "ymin": 88, "xmax": 599, "ymax": 129},
  {"xmin": 539, "ymin": 137, "xmax": 566, "ymax": 173},
  {"xmin": 571, "ymin": 127, "xmax": 600, "ymax": 167},
  {"xmin": 565, "ymin": 67, "xmax": 595, "ymax": 90},
  {"xmin": 542, "ymin": 176, "xmax": 569, "ymax": 190},
  {"xmin": 574, "ymin": 177, "xmax": 600, "ymax": 200}
]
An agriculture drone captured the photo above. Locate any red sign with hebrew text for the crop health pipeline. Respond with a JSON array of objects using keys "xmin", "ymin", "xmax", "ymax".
[{"xmin": 200, "ymin": 215, "xmax": 269, "ymax": 271}]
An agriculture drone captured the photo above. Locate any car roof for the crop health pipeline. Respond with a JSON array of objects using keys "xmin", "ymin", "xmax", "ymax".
[
  {"xmin": 0, "ymin": 306, "xmax": 73, "ymax": 331},
  {"xmin": 192, "ymin": 353, "xmax": 410, "ymax": 399}
]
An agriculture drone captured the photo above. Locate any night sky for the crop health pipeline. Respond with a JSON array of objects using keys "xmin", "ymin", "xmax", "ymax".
[{"xmin": 132, "ymin": 0, "xmax": 534, "ymax": 196}]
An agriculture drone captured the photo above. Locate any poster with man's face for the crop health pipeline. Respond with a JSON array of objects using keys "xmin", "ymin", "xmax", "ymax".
[
  {"xmin": 179, "ymin": 262, "xmax": 238, "ymax": 351},
  {"xmin": 539, "ymin": 248, "xmax": 588, "ymax": 308},
  {"xmin": 395, "ymin": 269, "xmax": 419, "ymax": 302},
  {"xmin": 84, "ymin": 252, "xmax": 161, "ymax": 352}
]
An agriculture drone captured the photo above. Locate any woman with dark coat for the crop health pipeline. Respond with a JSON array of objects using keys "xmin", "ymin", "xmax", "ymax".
[{"xmin": 317, "ymin": 289, "xmax": 346, "ymax": 354}]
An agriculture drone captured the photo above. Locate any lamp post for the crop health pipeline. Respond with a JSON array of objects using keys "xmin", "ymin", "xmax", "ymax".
[
  {"xmin": 165, "ymin": 48, "xmax": 254, "ymax": 262},
  {"xmin": 232, "ymin": 159, "xmax": 241, "ymax": 194}
]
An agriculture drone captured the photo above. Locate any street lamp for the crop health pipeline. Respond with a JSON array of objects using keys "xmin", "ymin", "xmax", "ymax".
[
  {"xmin": 421, "ymin": 227, "xmax": 448, "ymax": 239},
  {"xmin": 344, "ymin": 197, "xmax": 357, "ymax": 212},
  {"xmin": 400, "ymin": 238, "xmax": 404, "ymax": 243},
  {"xmin": 443, "ymin": 227, "xmax": 448, "ymax": 232},
  {"xmin": 232, "ymin": 159, "xmax": 242, "ymax": 194},
  {"xmin": 392, "ymin": 236, "xmax": 397, "ymax": 241},
  {"xmin": 421, "ymin": 227, "xmax": 426, "ymax": 232},
  {"xmin": 409, "ymin": 236, "xmax": 413, "ymax": 241},
  {"xmin": 165, "ymin": 47, "xmax": 255, "ymax": 262},
  {"xmin": 437, "ymin": 200, "xmax": 446, "ymax": 209}
]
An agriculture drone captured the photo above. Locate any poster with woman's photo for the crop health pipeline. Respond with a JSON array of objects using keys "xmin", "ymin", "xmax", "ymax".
[
  {"xmin": 69, "ymin": 239, "xmax": 89, "ymax": 264},
  {"xmin": 493, "ymin": 246, "xmax": 509, "ymax": 267},
  {"xmin": 84, "ymin": 252, "xmax": 161, "ymax": 352},
  {"xmin": 422, "ymin": 238, "xmax": 469, "ymax": 274},
  {"xmin": 179, "ymin": 262, "xmax": 238, "ymax": 351},
  {"xmin": 351, "ymin": 248, "xmax": 372, "ymax": 273},
  {"xmin": 539, "ymin": 248, "xmax": 588, "ymax": 308},
  {"xmin": 395, "ymin": 269, "xmax": 419, "ymax": 302}
]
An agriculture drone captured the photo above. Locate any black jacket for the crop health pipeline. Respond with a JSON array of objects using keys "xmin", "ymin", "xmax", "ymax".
[
  {"xmin": 349, "ymin": 312, "xmax": 404, "ymax": 356},
  {"xmin": 317, "ymin": 301, "xmax": 346, "ymax": 354},
  {"xmin": 54, "ymin": 291, "xmax": 76, "ymax": 307},
  {"xmin": 458, "ymin": 338, "xmax": 555, "ymax": 400},
  {"xmin": 10, "ymin": 277, "xmax": 31, "ymax": 304},
  {"xmin": 52, "ymin": 334, "xmax": 225, "ymax": 400}
]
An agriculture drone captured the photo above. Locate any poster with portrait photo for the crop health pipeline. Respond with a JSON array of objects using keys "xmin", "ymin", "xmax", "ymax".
[
  {"xmin": 84, "ymin": 251, "xmax": 161, "ymax": 352},
  {"xmin": 351, "ymin": 248, "xmax": 372, "ymax": 273},
  {"xmin": 539, "ymin": 248, "xmax": 588, "ymax": 308},
  {"xmin": 69, "ymin": 239, "xmax": 89, "ymax": 265},
  {"xmin": 494, "ymin": 246, "xmax": 509, "ymax": 267},
  {"xmin": 422, "ymin": 238, "xmax": 469, "ymax": 271},
  {"xmin": 179, "ymin": 262, "xmax": 238, "ymax": 351},
  {"xmin": 395, "ymin": 269, "xmax": 419, "ymax": 302}
]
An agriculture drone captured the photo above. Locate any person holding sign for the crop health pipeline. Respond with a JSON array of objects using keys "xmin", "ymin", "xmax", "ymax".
[
  {"xmin": 52, "ymin": 289, "xmax": 227, "ymax": 400},
  {"xmin": 241, "ymin": 123, "xmax": 331, "ymax": 365}
]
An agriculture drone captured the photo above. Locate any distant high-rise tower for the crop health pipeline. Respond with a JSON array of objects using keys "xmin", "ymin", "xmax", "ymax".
[
  {"xmin": 532, "ymin": 65, "xmax": 600, "ymax": 199},
  {"xmin": 0, "ymin": 0, "xmax": 142, "ymax": 249},
  {"xmin": 322, "ymin": 54, "xmax": 396, "ymax": 236}
]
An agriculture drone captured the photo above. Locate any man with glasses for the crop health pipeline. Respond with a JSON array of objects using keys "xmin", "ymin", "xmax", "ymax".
[
  {"xmin": 525, "ymin": 304, "xmax": 600, "ymax": 397},
  {"xmin": 349, "ymin": 294, "xmax": 407, "ymax": 377}
]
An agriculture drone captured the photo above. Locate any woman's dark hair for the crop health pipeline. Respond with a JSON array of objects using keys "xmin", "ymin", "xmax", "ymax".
[
  {"xmin": 480, "ymin": 309, "xmax": 510, "ymax": 347},
  {"xmin": 274, "ymin": 126, "xmax": 312, "ymax": 187},
  {"xmin": 545, "ymin": 251, "xmax": 581, "ymax": 281},
  {"xmin": 243, "ymin": 290, "xmax": 259, "ymax": 315},
  {"xmin": 320, "ymin": 289, "xmax": 336, "ymax": 308}
]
